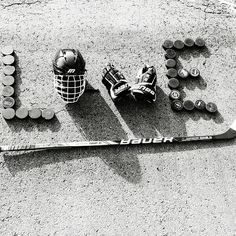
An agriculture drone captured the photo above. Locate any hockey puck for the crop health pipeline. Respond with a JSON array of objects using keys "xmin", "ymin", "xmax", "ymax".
[
  {"xmin": 183, "ymin": 100, "xmax": 195, "ymax": 111},
  {"xmin": 184, "ymin": 38, "xmax": 195, "ymax": 47},
  {"xmin": 165, "ymin": 49, "xmax": 176, "ymax": 59},
  {"xmin": 169, "ymin": 90, "xmax": 181, "ymax": 100},
  {"xmin": 195, "ymin": 100, "xmax": 206, "ymax": 110},
  {"xmin": 189, "ymin": 67, "xmax": 200, "ymax": 77},
  {"xmin": 2, "ymin": 55, "xmax": 15, "ymax": 65},
  {"xmin": 168, "ymin": 78, "xmax": 180, "ymax": 89},
  {"xmin": 42, "ymin": 109, "xmax": 55, "ymax": 120},
  {"xmin": 2, "ymin": 76, "xmax": 15, "ymax": 86},
  {"xmin": 3, "ymin": 66, "xmax": 15, "ymax": 76},
  {"xmin": 171, "ymin": 100, "xmax": 184, "ymax": 111},
  {"xmin": 178, "ymin": 68, "xmax": 189, "ymax": 79},
  {"xmin": 1, "ymin": 45, "xmax": 14, "ymax": 55},
  {"xmin": 162, "ymin": 40, "xmax": 174, "ymax": 50},
  {"xmin": 2, "ymin": 97, "xmax": 15, "ymax": 108},
  {"xmin": 166, "ymin": 68, "xmax": 178, "ymax": 78},
  {"xmin": 165, "ymin": 59, "xmax": 176, "ymax": 68},
  {"xmin": 29, "ymin": 108, "xmax": 42, "ymax": 119},
  {"xmin": 16, "ymin": 108, "xmax": 29, "ymax": 119},
  {"xmin": 2, "ymin": 86, "xmax": 14, "ymax": 97},
  {"xmin": 195, "ymin": 37, "xmax": 205, "ymax": 47},
  {"xmin": 2, "ymin": 108, "xmax": 15, "ymax": 120},
  {"xmin": 206, "ymin": 102, "xmax": 218, "ymax": 113},
  {"xmin": 173, "ymin": 40, "xmax": 185, "ymax": 50}
]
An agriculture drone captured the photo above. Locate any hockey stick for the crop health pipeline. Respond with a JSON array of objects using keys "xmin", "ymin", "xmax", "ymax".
[{"xmin": 1, "ymin": 119, "xmax": 235, "ymax": 152}]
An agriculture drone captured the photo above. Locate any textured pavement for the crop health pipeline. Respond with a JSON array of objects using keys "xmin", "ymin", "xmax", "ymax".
[{"xmin": 0, "ymin": 0, "xmax": 236, "ymax": 235}]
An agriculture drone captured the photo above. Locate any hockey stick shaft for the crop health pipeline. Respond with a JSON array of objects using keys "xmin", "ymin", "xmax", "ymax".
[
  {"xmin": 0, "ymin": 134, "xmax": 229, "ymax": 152},
  {"xmin": 1, "ymin": 119, "xmax": 235, "ymax": 152}
]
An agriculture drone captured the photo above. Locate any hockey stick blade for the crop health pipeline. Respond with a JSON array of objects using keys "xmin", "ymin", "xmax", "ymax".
[
  {"xmin": 1, "ymin": 119, "xmax": 235, "ymax": 152},
  {"xmin": 212, "ymin": 118, "xmax": 236, "ymax": 140}
]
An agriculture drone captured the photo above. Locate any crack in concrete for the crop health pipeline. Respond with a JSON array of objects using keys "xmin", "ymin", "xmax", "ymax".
[
  {"xmin": 181, "ymin": 2, "xmax": 203, "ymax": 11},
  {"xmin": 1, "ymin": 0, "xmax": 41, "ymax": 9},
  {"xmin": 218, "ymin": 0, "xmax": 236, "ymax": 8},
  {"xmin": 177, "ymin": 0, "xmax": 234, "ymax": 16}
]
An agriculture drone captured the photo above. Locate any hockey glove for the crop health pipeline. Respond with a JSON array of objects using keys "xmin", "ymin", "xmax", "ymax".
[
  {"xmin": 102, "ymin": 63, "xmax": 130, "ymax": 102},
  {"xmin": 130, "ymin": 65, "xmax": 157, "ymax": 103}
]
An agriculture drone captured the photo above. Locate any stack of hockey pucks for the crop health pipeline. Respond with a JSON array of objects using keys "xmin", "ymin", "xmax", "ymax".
[
  {"xmin": 16, "ymin": 107, "xmax": 55, "ymax": 120},
  {"xmin": 1, "ymin": 46, "xmax": 16, "ymax": 120},
  {"xmin": 27, "ymin": 107, "xmax": 55, "ymax": 120},
  {"xmin": 162, "ymin": 38, "xmax": 218, "ymax": 113},
  {"xmin": 1, "ymin": 46, "xmax": 55, "ymax": 121}
]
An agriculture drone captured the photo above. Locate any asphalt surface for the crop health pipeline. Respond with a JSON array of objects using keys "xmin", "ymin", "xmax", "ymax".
[{"xmin": 0, "ymin": 0, "xmax": 236, "ymax": 235}]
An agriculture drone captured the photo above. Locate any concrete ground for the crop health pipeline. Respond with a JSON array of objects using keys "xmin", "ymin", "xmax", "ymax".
[{"xmin": 0, "ymin": 0, "xmax": 236, "ymax": 235}]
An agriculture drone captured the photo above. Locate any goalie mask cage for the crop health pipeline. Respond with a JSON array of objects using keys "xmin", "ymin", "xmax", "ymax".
[{"xmin": 54, "ymin": 74, "xmax": 86, "ymax": 103}]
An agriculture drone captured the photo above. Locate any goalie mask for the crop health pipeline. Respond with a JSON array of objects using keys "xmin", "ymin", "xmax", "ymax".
[{"xmin": 53, "ymin": 49, "xmax": 86, "ymax": 103}]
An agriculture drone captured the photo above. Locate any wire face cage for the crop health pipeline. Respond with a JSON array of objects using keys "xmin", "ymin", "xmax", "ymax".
[{"xmin": 54, "ymin": 74, "xmax": 86, "ymax": 103}]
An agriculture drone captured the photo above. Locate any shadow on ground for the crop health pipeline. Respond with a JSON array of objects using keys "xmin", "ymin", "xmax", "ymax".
[
  {"xmin": 5, "ymin": 116, "xmax": 62, "ymax": 132},
  {"xmin": 4, "ymin": 139, "xmax": 235, "ymax": 183},
  {"xmin": 116, "ymin": 86, "xmax": 224, "ymax": 140},
  {"xmin": 65, "ymin": 84, "xmax": 128, "ymax": 141},
  {"xmin": 116, "ymin": 86, "xmax": 187, "ymax": 137},
  {"xmin": 3, "ymin": 82, "xmax": 227, "ymax": 183},
  {"xmin": 13, "ymin": 53, "xmax": 22, "ymax": 108}
]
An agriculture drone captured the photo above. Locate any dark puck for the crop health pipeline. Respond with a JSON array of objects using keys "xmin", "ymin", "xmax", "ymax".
[
  {"xmin": 184, "ymin": 38, "xmax": 195, "ymax": 47},
  {"xmin": 42, "ymin": 109, "xmax": 55, "ymax": 120},
  {"xmin": 16, "ymin": 108, "xmax": 29, "ymax": 119},
  {"xmin": 169, "ymin": 90, "xmax": 181, "ymax": 100},
  {"xmin": 1, "ymin": 45, "xmax": 14, "ymax": 55},
  {"xmin": 2, "ymin": 108, "xmax": 15, "ymax": 120},
  {"xmin": 2, "ymin": 97, "xmax": 15, "ymax": 108},
  {"xmin": 166, "ymin": 68, "xmax": 178, "ymax": 78},
  {"xmin": 162, "ymin": 40, "xmax": 174, "ymax": 50},
  {"xmin": 168, "ymin": 78, "xmax": 180, "ymax": 89},
  {"xmin": 173, "ymin": 40, "xmax": 185, "ymax": 50},
  {"xmin": 2, "ymin": 55, "xmax": 15, "ymax": 65},
  {"xmin": 195, "ymin": 100, "xmax": 206, "ymax": 110},
  {"xmin": 178, "ymin": 68, "xmax": 189, "ymax": 79},
  {"xmin": 2, "ymin": 86, "xmax": 14, "ymax": 97},
  {"xmin": 29, "ymin": 108, "xmax": 42, "ymax": 119},
  {"xmin": 171, "ymin": 100, "xmax": 184, "ymax": 111},
  {"xmin": 165, "ymin": 49, "xmax": 176, "ymax": 59},
  {"xmin": 189, "ymin": 67, "xmax": 200, "ymax": 77},
  {"xmin": 165, "ymin": 59, "xmax": 176, "ymax": 68},
  {"xmin": 183, "ymin": 100, "xmax": 195, "ymax": 111},
  {"xmin": 2, "ymin": 76, "xmax": 15, "ymax": 86},
  {"xmin": 206, "ymin": 102, "xmax": 218, "ymax": 113},
  {"xmin": 195, "ymin": 37, "xmax": 205, "ymax": 47},
  {"xmin": 3, "ymin": 66, "xmax": 15, "ymax": 76}
]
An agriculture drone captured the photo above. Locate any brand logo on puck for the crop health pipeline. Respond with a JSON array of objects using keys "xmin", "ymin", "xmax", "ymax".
[
  {"xmin": 171, "ymin": 91, "xmax": 179, "ymax": 99},
  {"xmin": 191, "ymin": 69, "xmax": 197, "ymax": 75}
]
